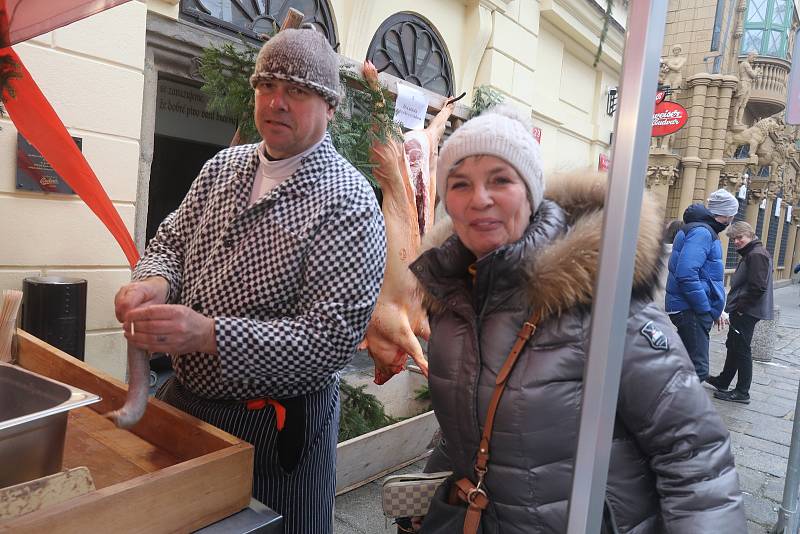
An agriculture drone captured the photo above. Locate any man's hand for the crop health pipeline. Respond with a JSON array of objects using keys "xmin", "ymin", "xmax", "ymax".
[
  {"xmin": 115, "ymin": 277, "xmax": 170, "ymax": 323},
  {"xmin": 124, "ymin": 304, "xmax": 217, "ymax": 356},
  {"xmin": 715, "ymin": 311, "xmax": 730, "ymax": 331}
]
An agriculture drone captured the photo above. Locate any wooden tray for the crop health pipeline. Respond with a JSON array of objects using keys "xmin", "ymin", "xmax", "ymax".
[{"xmin": 0, "ymin": 330, "xmax": 254, "ymax": 533}]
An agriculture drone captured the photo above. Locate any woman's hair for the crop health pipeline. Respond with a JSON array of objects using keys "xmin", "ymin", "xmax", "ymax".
[
  {"xmin": 726, "ymin": 221, "xmax": 755, "ymax": 240},
  {"xmin": 663, "ymin": 219, "xmax": 683, "ymax": 244}
]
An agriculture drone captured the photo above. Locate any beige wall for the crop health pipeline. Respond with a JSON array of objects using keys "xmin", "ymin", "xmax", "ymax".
[{"xmin": 1, "ymin": 1, "xmax": 147, "ymax": 378}]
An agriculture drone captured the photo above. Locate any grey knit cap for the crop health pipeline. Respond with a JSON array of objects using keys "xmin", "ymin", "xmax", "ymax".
[
  {"xmin": 706, "ymin": 188, "xmax": 739, "ymax": 217},
  {"xmin": 437, "ymin": 104, "xmax": 544, "ymax": 213},
  {"xmin": 249, "ymin": 28, "xmax": 340, "ymax": 107}
]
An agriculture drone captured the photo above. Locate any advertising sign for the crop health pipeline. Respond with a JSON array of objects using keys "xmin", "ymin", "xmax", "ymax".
[
  {"xmin": 16, "ymin": 134, "xmax": 80, "ymax": 194},
  {"xmin": 652, "ymin": 101, "xmax": 688, "ymax": 137}
]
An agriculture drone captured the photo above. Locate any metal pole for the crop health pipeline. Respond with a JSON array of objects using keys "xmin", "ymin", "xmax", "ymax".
[
  {"xmin": 771, "ymin": 28, "xmax": 800, "ymax": 534},
  {"xmin": 772, "ymin": 382, "xmax": 800, "ymax": 533},
  {"xmin": 565, "ymin": 0, "xmax": 668, "ymax": 532}
]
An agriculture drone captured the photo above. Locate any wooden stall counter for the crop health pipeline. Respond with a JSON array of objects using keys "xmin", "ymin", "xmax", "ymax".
[{"xmin": 0, "ymin": 330, "xmax": 254, "ymax": 534}]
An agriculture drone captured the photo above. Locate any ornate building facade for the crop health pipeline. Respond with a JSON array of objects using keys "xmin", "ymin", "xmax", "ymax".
[{"xmin": 650, "ymin": 0, "xmax": 800, "ymax": 280}]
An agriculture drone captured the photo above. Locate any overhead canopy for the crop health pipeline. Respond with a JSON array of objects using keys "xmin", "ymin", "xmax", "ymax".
[{"xmin": 3, "ymin": 0, "xmax": 132, "ymax": 45}]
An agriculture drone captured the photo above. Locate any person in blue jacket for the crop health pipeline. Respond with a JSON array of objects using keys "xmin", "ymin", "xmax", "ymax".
[{"xmin": 666, "ymin": 189, "xmax": 739, "ymax": 381}]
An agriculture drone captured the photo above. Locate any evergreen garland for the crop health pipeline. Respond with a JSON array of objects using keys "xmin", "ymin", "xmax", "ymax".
[
  {"xmin": 469, "ymin": 85, "xmax": 505, "ymax": 118},
  {"xmin": 329, "ymin": 66, "xmax": 402, "ymax": 188},
  {"xmin": 197, "ymin": 40, "xmax": 261, "ymax": 144},
  {"xmin": 338, "ymin": 380, "xmax": 397, "ymax": 442}
]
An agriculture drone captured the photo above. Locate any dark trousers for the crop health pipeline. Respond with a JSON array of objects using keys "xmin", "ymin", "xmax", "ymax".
[
  {"xmin": 718, "ymin": 312, "xmax": 759, "ymax": 395},
  {"xmin": 157, "ymin": 377, "xmax": 339, "ymax": 534},
  {"xmin": 670, "ymin": 309, "xmax": 713, "ymax": 381}
]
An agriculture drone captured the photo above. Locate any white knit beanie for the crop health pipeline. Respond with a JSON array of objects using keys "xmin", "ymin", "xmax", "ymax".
[{"xmin": 437, "ymin": 104, "xmax": 544, "ymax": 213}]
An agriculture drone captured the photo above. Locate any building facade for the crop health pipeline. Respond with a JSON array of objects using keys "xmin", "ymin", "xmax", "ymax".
[
  {"xmin": 1, "ymin": 0, "xmax": 625, "ymax": 376},
  {"xmin": 650, "ymin": 0, "xmax": 800, "ymax": 283}
]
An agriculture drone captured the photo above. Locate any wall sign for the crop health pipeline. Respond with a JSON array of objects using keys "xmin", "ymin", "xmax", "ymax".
[
  {"xmin": 16, "ymin": 134, "xmax": 80, "ymax": 194},
  {"xmin": 155, "ymin": 79, "xmax": 237, "ymax": 146},
  {"xmin": 652, "ymin": 101, "xmax": 688, "ymax": 137},
  {"xmin": 532, "ymin": 127, "xmax": 542, "ymax": 144},
  {"xmin": 598, "ymin": 153, "xmax": 610, "ymax": 171}
]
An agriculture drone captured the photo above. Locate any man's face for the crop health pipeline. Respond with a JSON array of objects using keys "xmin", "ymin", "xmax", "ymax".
[
  {"xmin": 714, "ymin": 214, "xmax": 735, "ymax": 226},
  {"xmin": 254, "ymin": 79, "xmax": 334, "ymax": 159},
  {"xmin": 733, "ymin": 234, "xmax": 753, "ymax": 250}
]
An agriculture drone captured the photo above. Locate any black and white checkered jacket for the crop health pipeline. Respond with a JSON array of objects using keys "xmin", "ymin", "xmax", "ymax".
[{"xmin": 133, "ymin": 134, "xmax": 386, "ymax": 399}]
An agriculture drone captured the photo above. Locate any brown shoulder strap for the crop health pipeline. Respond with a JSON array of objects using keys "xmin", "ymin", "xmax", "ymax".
[
  {"xmin": 454, "ymin": 310, "xmax": 541, "ymax": 534},
  {"xmin": 475, "ymin": 311, "xmax": 540, "ymax": 473}
]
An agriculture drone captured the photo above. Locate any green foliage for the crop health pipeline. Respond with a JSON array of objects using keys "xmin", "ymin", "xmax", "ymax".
[
  {"xmin": 0, "ymin": 54, "xmax": 20, "ymax": 120},
  {"xmin": 594, "ymin": 0, "xmax": 628, "ymax": 68},
  {"xmin": 197, "ymin": 40, "xmax": 261, "ymax": 144},
  {"xmin": 338, "ymin": 380, "xmax": 397, "ymax": 442},
  {"xmin": 414, "ymin": 384, "xmax": 430, "ymax": 401},
  {"xmin": 470, "ymin": 85, "xmax": 505, "ymax": 118},
  {"xmin": 329, "ymin": 67, "xmax": 402, "ymax": 188}
]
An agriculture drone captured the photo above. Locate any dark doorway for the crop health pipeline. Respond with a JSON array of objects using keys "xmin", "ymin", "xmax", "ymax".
[{"xmin": 146, "ymin": 134, "xmax": 224, "ymax": 243}]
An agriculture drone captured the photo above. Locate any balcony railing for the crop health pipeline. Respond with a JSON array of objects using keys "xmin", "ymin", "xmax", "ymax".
[{"xmin": 749, "ymin": 56, "xmax": 791, "ymax": 115}]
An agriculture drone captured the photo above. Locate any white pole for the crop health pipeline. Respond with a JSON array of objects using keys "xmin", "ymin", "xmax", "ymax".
[{"xmin": 566, "ymin": 0, "xmax": 669, "ymax": 532}]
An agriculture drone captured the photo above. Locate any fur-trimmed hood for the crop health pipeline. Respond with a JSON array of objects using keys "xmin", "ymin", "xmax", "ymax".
[{"xmin": 414, "ymin": 171, "xmax": 664, "ymax": 320}]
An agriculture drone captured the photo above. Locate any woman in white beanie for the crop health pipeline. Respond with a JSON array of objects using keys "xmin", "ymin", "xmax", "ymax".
[{"xmin": 406, "ymin": 105, "xmax": 745, "ymax": 533}]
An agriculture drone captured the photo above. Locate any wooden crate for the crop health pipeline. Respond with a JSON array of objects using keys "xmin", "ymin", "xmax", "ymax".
[{"xmin": 0, "ymin": 330, "xmax": 254, "ymax": 534}]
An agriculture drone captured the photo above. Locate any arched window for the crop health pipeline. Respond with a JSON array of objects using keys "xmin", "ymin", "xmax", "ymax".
[
  {"xmin": 366, "ymin": 13, "xmax": 454, "ymax": 96},
  {"xmin": 181, "ymin": 0, "xmax": 337, "ymax": 47},
  {"xmin": 741, "ymin": 0, "xmax": 794, "ymax": 58}
]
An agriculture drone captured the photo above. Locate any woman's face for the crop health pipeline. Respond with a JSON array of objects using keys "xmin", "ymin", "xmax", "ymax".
[{"xmin": 445, "ymin": 155, "xmax": 533, "ymax": 258}]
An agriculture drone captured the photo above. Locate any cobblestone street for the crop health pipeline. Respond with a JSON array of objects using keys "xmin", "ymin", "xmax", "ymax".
[{"xmin": 711, "ymin": 282, "xmax": 800, "ymax": 533}]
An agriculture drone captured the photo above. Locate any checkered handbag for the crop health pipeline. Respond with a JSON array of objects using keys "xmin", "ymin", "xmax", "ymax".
[{"xmin": 381, "ymin": 471, "xmax": 453, "ymax": 518}]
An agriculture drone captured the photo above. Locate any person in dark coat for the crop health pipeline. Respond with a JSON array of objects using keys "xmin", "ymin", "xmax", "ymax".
[
  {"xmin": 665, "ymin": 189, "xmax": 738, "ymax": 381},
  {"xmin": 405, "ymin": 105, "xmax": 745, "ymax": 533},
  {"xmin": 707, "ymin": 221, "xmax": 773, "ymax": 403}
]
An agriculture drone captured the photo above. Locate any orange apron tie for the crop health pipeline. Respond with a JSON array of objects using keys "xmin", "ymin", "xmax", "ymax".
[{"xmin": 246, "ymin": 398, "xmax": 286, "ymax": 431}]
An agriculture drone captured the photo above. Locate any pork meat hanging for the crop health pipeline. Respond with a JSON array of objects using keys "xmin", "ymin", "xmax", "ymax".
[{"xmin": 360, "ymin": 61, "xmax": 454, "ymax": 384}]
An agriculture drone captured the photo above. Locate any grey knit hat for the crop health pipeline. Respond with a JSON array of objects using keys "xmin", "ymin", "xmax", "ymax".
[
  {"xmin": 437, "ymin": 104, "xmax": 544, "ymax": 213},
  {"xmin": 706, "ymin": 188, "xmax": 739, "ymax": 217},
  {"xmin": 249, "ymin": 28, "xmax": 340, "ymax": 107}
]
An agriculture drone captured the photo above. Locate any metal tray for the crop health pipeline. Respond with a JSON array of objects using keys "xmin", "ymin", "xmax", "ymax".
[{"xmin": 0, "ymin": 362, "xmax": 100, "ymax": 488}]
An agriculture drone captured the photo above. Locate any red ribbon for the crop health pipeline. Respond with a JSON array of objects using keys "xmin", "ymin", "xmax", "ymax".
[{"xmin": 0, "ymin": 46, "xmax": 139, "ymax": 268}]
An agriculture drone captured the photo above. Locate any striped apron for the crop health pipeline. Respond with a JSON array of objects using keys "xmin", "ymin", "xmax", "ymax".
[{"xmin": 157, "ymin": 377, "xmax": 339, "ymax": 534}]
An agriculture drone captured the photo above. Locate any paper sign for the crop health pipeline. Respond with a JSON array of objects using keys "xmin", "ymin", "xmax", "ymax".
[
  {"xmin": 788, "ymin": 205, "xmax": 793, "ymax": 221},
  {"xmin": 738, "ymin": 184, "xmax": 747, "ymax": 199},
  {"xmin": 760, "ymin": 199, "xmax": 767, "ymax": 209},
  {"xmin": 775, "ymin": 197, "xmax": 782, "ymax": 216},
  {"xmin": 394, "ymin": 84, "xmax": 429, "ymax": 130}
]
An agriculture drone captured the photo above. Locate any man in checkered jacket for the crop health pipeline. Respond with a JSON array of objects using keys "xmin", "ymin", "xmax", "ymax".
[{"xmin": 114, "ymin": 29, "xmax": 386, "ymax": 533}]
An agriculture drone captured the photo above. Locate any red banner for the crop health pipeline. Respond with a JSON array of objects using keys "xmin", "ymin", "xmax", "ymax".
[
  {"xmin": 3, "ymin": 0, "xmax": 133, "ymax": 45},
  {"xmin": 652, "ymin": 101, "xmax": 688, "ymax": 137},
  {"xmin": 0, "ymin": 47, "xmax": 139, "ymax": 268}
]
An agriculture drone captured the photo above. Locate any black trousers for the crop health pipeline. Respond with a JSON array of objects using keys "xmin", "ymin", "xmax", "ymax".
[
  {"xmin": 157, "ymin": 377, "xmax": 339, "ymax": 534},
  {"xmin": 718, "ymin": 312, "xmax": 759, "ymax": 395}
]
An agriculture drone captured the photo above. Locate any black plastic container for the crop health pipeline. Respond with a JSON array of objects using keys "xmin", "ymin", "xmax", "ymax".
[{"xmin": 22, "ymin": 276, "xmax": 87, "ymax": 360}]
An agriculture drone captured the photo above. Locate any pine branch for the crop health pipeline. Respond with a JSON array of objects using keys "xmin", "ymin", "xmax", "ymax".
[
  {"xmin": 338, "ymin": 380, "xmax": 396, "ymax": 442},
  {"xmin": 469, "ymin": 85, "xmax": 505, "ymax": 118},
  {"xmin": 330, "ymin": 67, "xmax": 403, "ymax": 188},
  {"xmin": 198, "ymin": 40, "xmax": 261, "ymax": 144}
]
